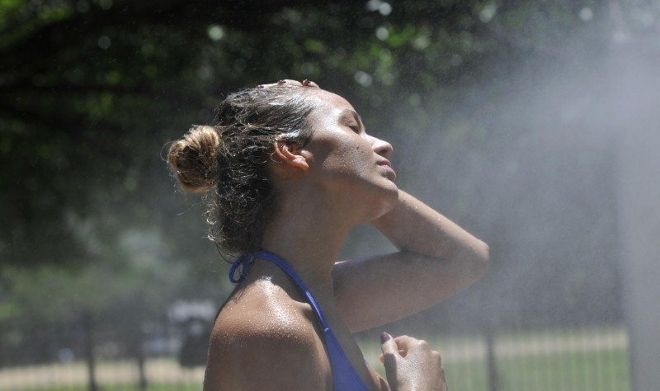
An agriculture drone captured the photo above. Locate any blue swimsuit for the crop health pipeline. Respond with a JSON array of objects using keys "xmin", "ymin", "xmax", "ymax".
[{"xmin": 229, "ymin": 250, "xmax": 370, "ymax": 391}]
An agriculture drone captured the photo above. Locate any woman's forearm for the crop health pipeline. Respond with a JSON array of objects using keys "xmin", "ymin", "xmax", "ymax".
[
  {"xmin": 333, "ymin": 189, "xmax": 490, "ymax": 330},
  {"xmin": 372, "ymin": 189, "xmax": 489, "ymax": 268}
]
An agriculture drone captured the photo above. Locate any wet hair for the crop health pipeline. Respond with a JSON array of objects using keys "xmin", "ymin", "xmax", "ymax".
[{"xmin": 167, "ymin": 85, "xmax": 317, "ymax": 254}]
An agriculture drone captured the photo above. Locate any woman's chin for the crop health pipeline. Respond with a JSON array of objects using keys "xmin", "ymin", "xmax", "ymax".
[
  {"xmin": 381, "ymin": 177, "xmax": 400, "ymax": 200},
  {"xmin": 367, "ymin": 183, "xmax": 400, "ymax": 219}
]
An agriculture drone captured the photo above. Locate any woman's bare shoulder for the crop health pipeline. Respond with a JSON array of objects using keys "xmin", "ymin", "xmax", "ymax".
[
  {"xmin": 204, "ymin": 280, "xmax": 331, "ymax": 390},
  {"xmin": 214, "ymin": 278, "xmax": 316, "ymax": 333}
]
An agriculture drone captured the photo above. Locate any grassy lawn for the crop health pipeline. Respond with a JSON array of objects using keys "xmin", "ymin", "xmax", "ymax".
[
  {"xmin": 494, "ymin": 349, "xmax": 630, "ymax": 391},
  {"xmin": 3, "ymin": 328, "xmax": 630, "ymax": 391},
  {"xmin": 357, "ymin": 328, "xmax": 630, "ymax": 391},
  {"xmin": 358, "ymin": 347, "xmax": 629, "ymax": 391},
  {"xmin": 26, "ymin": 384, "xmax": 200, "ymax": 391}
]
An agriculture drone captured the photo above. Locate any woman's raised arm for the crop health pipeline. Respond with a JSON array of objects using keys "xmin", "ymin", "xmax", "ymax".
[{"xmin": 333, "ymin": 189, "xmax": 489, "ymax": 332}]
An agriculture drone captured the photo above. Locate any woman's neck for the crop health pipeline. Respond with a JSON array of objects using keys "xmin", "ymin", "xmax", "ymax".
[{"xmin": 259, "ymin": 185, "xmax": 355, "ymax": 301}]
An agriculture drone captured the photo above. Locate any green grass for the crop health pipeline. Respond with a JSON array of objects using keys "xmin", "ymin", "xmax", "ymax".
[
  {"xmin": 3, "ymin": 328, "xmax": 630, "ymax": 391},
  {"xmin": 18, "ymin": 384, "xmax": 200, "ymax": 391},
  {"xmin": 495, "ymin": 349, "xmax": 629, "ymax": 391},
  {"xmin": 356, "ymin": 328, "xmax": 630, "ymax": 391},
  {"xmin": 27, "ymin": 348, "xmax": 630, "ymax": 391},
  {"xmin": 359, "ymin": 347, "xmax": 629, "ymax": 391}
]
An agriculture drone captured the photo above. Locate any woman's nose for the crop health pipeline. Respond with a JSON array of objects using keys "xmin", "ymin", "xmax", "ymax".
[{"xmin": 372, "ymin": 136, "xmax": 394, "ymax": 158}]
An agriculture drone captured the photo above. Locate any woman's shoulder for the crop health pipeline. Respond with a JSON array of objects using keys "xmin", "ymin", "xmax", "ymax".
[
  {"xmin": 210, "ymin": 277, "xmax": 324, "ymax": 343},
  {"xmin": 215, "ymin": 278, "xmax": 316, "ymax": 333},
  {"xmin": 204, "ymin": 279, "xmax": 331, "ymax": 390}
]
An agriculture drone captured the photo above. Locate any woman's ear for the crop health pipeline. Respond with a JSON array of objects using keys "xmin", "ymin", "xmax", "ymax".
[{"xmin": 272, "ymin": 139, "xmax": 310, "ymax": 172}]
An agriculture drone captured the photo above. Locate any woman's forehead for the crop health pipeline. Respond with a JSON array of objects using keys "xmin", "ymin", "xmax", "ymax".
[
  {"xmin": 306, "ymin": 89, "xmax": 356, "ymax": 116},
  {"xmin": 305, "ymin": 91, "xmax": 364, "ymax": 134}
]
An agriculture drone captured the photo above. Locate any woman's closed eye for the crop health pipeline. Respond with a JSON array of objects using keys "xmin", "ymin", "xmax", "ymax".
[
  {"xmin": 339, "ymin": 109, "xmax": 365, "ymax": 135},
  {"xmin": 348, "ymin": 124, "xmax": 361, "ymax": 134}
]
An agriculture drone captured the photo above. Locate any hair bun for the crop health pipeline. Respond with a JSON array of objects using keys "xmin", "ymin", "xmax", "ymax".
[{"xmin": 167, "ymin": 125, "xmax": 221, "ymax": 193}]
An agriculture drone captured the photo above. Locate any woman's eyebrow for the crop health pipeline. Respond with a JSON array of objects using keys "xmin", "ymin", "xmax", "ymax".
[{"xmin": 340, "ymin": 109, "xmax": 364, "ymax": 128}]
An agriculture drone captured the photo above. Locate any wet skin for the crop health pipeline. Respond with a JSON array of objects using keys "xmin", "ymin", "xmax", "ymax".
[
  {"xmin": 204, "ymin": 80, "xmax": 489, "ymax": 390},
  {"xmin": 293, "ymin": 88, "xmax": 399, "ymax": 223},
  {"xmin": 206, "ymin": 83, "xmax": 393, "ymax": 389}
]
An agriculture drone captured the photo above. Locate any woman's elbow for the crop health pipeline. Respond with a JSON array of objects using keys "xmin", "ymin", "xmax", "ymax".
[{"xmin": 468, "ymin": 240, "xmax": 490, "ymax": 280}]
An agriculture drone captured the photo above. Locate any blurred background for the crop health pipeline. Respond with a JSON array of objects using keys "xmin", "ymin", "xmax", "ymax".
[{"xmin": 1, "ymin": 0, "xmax": 659, "ymax": 390}]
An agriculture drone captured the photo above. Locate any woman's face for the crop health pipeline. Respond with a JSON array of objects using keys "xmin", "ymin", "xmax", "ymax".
[{"xmin": 301, "ymin": 89, "xmax": 399, "ymax": 218}]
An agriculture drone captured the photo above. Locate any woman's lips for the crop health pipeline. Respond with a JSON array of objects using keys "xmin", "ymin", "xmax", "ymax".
[
  {"xmin": 377, "ymin": 160, "xmax": 396, "ymax": 178},
  {"xmin": 377, "ymin": 158, "xmax": 393, "ymax": 169}
]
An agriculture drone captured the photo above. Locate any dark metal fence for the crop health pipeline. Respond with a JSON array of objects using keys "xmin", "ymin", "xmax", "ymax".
[{"xmin": 0, "ymin": 302, "xmax": 630, "ymax": 390}]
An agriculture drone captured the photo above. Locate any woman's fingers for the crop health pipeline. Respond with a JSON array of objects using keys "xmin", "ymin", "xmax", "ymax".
[
  {"xmin": 380, "ymin": 333, "xmax": 448, "ymax": 391},
  {"xmin": 380, "ymin": 333, "xmax": 402, "ymax": 369},
  {"xmin": 380, "ymin": 332, "xmax": 400, "ymax": 389},
  {"xmin": 431, "ymin": 349, "xmax": 443, "ymax": 366},
  {"xmin": 392, "ymin": 335, "xmax": 419, "ymax": 357},
  {"xmin": 380, "ymin": 332, "xmax": 398, "ymax": 356},
  {"xmin": 378, "ymin": 349, "xmax": 406, "ymax": 363}
]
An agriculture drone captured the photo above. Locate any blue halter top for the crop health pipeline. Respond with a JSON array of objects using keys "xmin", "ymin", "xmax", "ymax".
[{"xmin": 229, "ymin": 250, "xmax": 370, "ymax": 391}]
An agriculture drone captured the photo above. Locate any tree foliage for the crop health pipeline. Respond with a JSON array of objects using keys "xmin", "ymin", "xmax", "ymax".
[
  {"xmin": 0, "ymin": 0, "xmax": 610, "ymax": 266},
  {"xmin": 1, "ymin": 0, "xmax": 657, "ymax": 345}
]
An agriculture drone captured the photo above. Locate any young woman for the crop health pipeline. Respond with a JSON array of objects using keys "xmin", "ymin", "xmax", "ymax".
[{"xmin": 167, "ymin": 79, "xmax": 489, "ymax": 390}]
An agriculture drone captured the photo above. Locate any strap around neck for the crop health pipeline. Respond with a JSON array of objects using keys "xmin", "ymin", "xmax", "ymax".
[{"xmin": 228, "ymin": 250, "xmax": 331, "ymax": 331}]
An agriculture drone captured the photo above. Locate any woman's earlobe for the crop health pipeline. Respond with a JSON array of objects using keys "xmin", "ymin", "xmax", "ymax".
[{"xmin": 273, "ymin": 140, "xmax": 310, "ymax": 171}]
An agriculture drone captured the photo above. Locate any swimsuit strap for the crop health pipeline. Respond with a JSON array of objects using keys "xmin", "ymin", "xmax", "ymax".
[
  {"xmin": 229, "ymin": 250, "xmax": 331, "ymax": 331},
  {"xmin": 228, "ymin": 250, "xmax": 369, "ymax": 391},
  {"xmin": 228, "ymin": 254, "xmax": 255, "ymax": 283}
]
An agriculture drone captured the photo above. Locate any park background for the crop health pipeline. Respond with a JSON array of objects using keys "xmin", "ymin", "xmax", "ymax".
[{"xmin": 1, "ymin": 0, "xmax": 659, "ymax": 390}]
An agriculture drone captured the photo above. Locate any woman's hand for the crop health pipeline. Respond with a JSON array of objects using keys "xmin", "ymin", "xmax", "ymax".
[{"xmin": 380, "ymin": 332, "xmax": 447, "ymax": 391}]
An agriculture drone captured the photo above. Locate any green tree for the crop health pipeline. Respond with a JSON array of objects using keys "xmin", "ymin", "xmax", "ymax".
[{"xmin": 1, "ymin": 0, "xmax": 653, "ymax": 359}]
